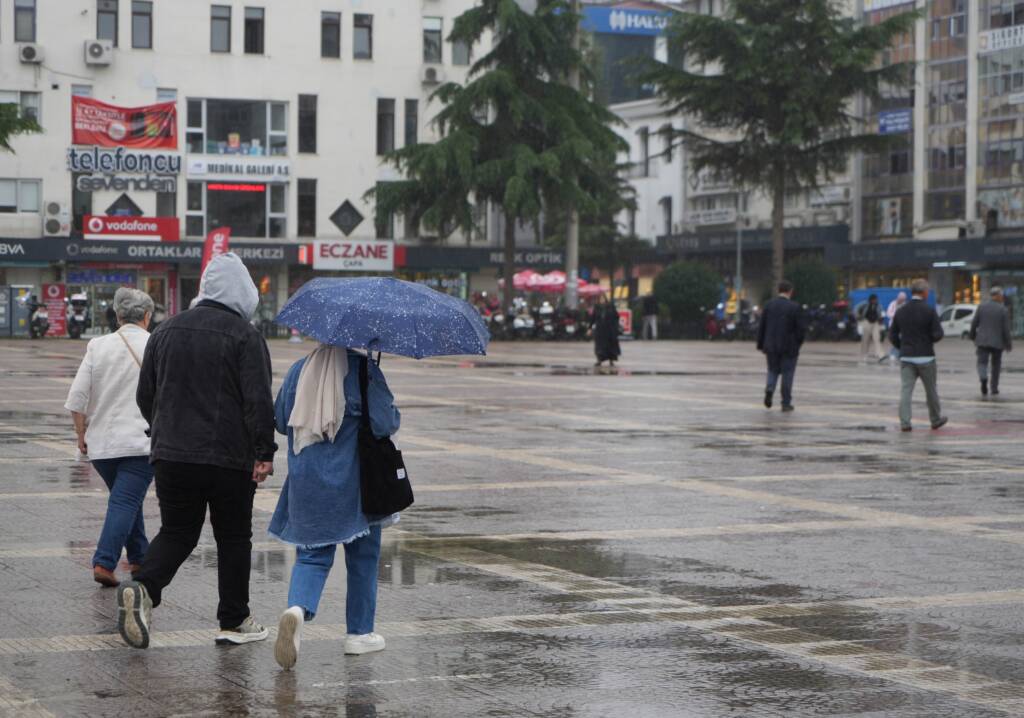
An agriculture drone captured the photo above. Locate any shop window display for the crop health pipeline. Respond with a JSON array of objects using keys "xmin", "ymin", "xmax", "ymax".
[{"xmin": 186, "ymin": 98, "xmax": 287, "ymax": 156}]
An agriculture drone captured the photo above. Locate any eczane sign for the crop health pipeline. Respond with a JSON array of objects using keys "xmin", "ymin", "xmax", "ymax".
[{"xmin": 313, "ymin": 240, "xmax": 395, "ymax": 272}]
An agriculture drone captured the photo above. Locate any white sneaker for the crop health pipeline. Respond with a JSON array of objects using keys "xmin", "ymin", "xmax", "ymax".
[
  {"xmin": 344, "ymin": 632, "xmax": 385, "ymax": 655},
  {"xmin": 215, "ymin": 615, "xmax": 269, "ymax": 645},
  {"xmin": 117, "ymin": 581, "xmax": 153, "ymax": 649},
  {"xmin": 274, "ymin": 607, "xmax": 304, "ymax": 670}
]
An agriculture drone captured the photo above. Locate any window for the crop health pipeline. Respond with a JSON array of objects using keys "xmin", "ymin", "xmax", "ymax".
[
  {"xmin": 377, "ymin": 98, "xmax": 395, "ymax": 155},
  {"xmin": 186, "ymin": 98, "xmax": 287, "ymax": 155},
  {"xmin": 423, "ymin": 17, "xmax": 442, "ymax": 63},
  {"xmin": 0, "ymin": 91, "xmax": 41, "ymax": 123},
  {"xmin": 0, "ymin": 179, "xmax": 40, "ymax": 213},
  {"xmin": 954, "ymin": 307, "xmax": 973, "ymax": 320},
  {"xmin": 940, "ymin": 308, "xmax": 953, "ymax": 321},
  {"xmin": 244, "ymin": 7, "xmax": 264, "ymax": 55},
  {"xmin": 659, "ymin": 196, "xmax": 672, "ymax": 235},
  {"xmin": 72, "ymin": 84, "xmax": 93, "ymax": 98},
  {"xmin": 404, "ymin": 99, "xmax": 418, "ymax": 147},
  {"xmin": 298, "ymin": 179, "xmax": 316, "ymax": 236},
  {"xmin": 354, "ymin": 14, "xmax": 372, "ymax": 59},
  {"xmin": 660, "ymin": 125, "xmax": 673, "ymax": 163},
  {"xmin": 452, "ymin": 38, "xmax": 471, "ymax": 66},
  {"xmin": 132, "ymin": 1, "xmax": 152, "ymax": 49},
  {"xmin": 638, "ymin": 127, "xmax": 650, "ymax": 177},
  {"xmin": 15, "ymin": 0, "xmax": 36, "ymax": 43},
  {"xmin": 72, "ymin": 173, "xmax": 93, "ymax": 232},
  {"xmin": 156, "ymin": 189, "xmax": 175, "ymax": 217},
  {"xmin": 190, "ymin": 181, "xmax": 285, "ymax": 238},
  {"xmin": 211, "ymin": 5, "xmax": 231, "ymax": 53},
  {"xmin": 375, "ymin": 183, "xmax": 394, "ymax": 239},
  {"xmin": 321, "ymin": 12, "xmax": 341, "ymax": 58},
  {"xmin": 97, "ymin": 0, "xmax": 118, "ymax": 46},
  {"xmin": 298, "ymin": 95, "xmax": 317, "ymax": 153}
]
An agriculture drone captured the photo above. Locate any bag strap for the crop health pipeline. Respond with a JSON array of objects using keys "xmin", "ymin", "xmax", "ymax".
[
  {"xmin": 358, "ymin": 355, "xmax": 370, "ymax": 430},
  {"xmin": 117, "ymin": 329, "xmax": 143, "ymax": 368}
]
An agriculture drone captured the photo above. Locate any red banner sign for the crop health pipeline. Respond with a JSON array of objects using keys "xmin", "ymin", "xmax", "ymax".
[
  {"xmin": 42, "ymin": 283, "xmax": 66, "ymax": 337},
  {"xmin": 84, "ymin": 215, "xmax": 180, "ymax": 242},
  {"xmin": 72, "ymin": 97, "xmax": 178, "ymax": 149},
  {"xmin": 201, "ymin": 227, "xmax": 232, "ymax": 273}
]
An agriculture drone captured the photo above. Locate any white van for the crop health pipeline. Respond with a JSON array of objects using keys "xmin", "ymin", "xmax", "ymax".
[{"xmin": 939, "ymin": 304, "xmax": 977, "ymax": 339}]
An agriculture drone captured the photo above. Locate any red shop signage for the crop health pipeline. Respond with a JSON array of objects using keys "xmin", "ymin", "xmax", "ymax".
[
  {"xmin": 72, "ymin": 97, "xmax": 178, "ymax": 150},
  {"xmin": 42, "ymin": 283, "xmax": 67, "ymax": 337},
  {"xmin": 84, "ymin": 215, "xmax": 180, "ymax": 242}
]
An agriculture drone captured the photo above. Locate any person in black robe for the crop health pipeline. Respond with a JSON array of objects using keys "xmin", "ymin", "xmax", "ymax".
[{"xmin": 592, "ymin": 296, "xmax": 621, "ymax": 368}]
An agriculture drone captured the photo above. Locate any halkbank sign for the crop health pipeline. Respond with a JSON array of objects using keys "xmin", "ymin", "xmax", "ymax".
[
  {"xmin": 581, "ymin": 6, "xmax": 670, "ymax": 36},
  {"xmin": 67, "ymin": 147, "xmax": 181, "ymax": 193}
]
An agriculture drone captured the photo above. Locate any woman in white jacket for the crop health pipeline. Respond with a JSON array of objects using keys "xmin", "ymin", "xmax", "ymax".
[{"xmin": 65, "ymin": 288, "xmax": 155, "ymax": 587}]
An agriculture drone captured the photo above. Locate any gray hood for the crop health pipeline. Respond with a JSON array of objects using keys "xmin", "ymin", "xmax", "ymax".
[{"xmin": 197, "ymin": 252, "xmax": 260, "ymax": 319}]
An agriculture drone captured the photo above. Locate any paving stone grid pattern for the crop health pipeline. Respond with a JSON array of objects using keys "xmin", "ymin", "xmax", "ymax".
[{"xmin": 0, "ymin": 337, "xmax": 1022, "ymax": 717}]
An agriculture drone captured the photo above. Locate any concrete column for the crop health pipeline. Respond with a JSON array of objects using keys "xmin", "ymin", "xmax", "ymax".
[
  {"xmin": 965, "ymin": 0, "xmax": 980, "ymax": 222},
  {"xmin": 913, "ymin": 0, "xmax": 928, "ymax": 234}
]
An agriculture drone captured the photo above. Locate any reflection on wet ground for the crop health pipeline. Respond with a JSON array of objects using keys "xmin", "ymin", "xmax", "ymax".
[{"xmin": 0, "ymin": 338, "xmax": 1023, "ymax": 716}]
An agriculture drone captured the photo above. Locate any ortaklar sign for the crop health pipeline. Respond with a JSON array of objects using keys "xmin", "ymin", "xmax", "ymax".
[
  {"xmin": 84, "ymin": 215, "xmax": 180, "ymax": 242},
  {"xmin": 313, "ymin": 240, "xmax": 395, "ymax": 272}
]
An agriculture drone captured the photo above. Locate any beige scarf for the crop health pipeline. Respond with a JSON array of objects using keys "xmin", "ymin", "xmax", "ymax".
[{"xmin": 287, "ymin": 344, "xmax": 349, "ymax": 455}]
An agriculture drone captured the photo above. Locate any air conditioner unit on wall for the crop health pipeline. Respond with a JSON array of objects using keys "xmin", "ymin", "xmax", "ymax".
[
  {"xmin": 421, "ymin": 66, "xmax": 444, "ymax": 85},
  {"xmin": 84, "ymin": 40, "xmax": 113, "ymax": 66},
  {"xmin": 43, "ymin": 201, "xmax": 71, "ymax": 237},
  {"xmin": 964, "ymin": 220, "xmax": 986, "ymax": 239},
  {"xmin": 19, "ymin": 44, "xmax": 44, "ymax": 63}
]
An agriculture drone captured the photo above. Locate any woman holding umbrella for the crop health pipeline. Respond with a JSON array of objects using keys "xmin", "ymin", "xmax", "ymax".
[{"xmin": 269, "ymin": 344, "xmax": 401, "ymax": 669}]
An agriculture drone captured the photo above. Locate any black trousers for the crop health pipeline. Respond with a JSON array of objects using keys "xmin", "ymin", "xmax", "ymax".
[
  {"xmin": 976, "ymin": 347, "xmax": 1003, "ymax": 392},
  {"xmin": 134, "ymin": 461, "xmax": 256, "ymax": 629}
]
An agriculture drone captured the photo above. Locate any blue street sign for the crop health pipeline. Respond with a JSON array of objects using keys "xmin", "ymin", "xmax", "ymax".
[{"xmin": 878, "ymin": 109, "xmax": 912, "ymax": 135}]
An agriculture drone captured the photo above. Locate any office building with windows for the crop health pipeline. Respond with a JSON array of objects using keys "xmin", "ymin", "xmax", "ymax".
[{"xmin": 0, "ymin": 0, "xmax": 553, "ymax": 333}]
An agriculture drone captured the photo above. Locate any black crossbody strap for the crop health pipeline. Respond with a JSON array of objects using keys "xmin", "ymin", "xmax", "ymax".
[{"xmin": 358, "ymin": 355, "xmax": 371, "ymax": 430}]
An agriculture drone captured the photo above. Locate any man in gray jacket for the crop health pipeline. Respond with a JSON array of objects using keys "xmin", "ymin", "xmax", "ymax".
[{"xmin": 970, "ymin": 286, "xmax": 1013, "ymax": 396}]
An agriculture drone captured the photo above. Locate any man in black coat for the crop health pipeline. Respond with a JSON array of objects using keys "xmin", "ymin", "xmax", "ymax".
[
  {"xmin": 117, "ymin": 253, "xmax": 277, "ymax": 650},
  {"xmin": 970, "ymin": 286, "xmax": 1012, "ymax": 396},
  {"xmin": 756, "ymin": 280, "xmax": 806, "ymax": 411},
  {"xmin": 889, "ymin": 278, "xmax": 947, "ymax": 431}
]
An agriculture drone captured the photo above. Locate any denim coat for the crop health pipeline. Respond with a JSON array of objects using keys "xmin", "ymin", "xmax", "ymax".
[{"xmin": 268, "ymin": 351, "xmax": 401, "ymax": 547}]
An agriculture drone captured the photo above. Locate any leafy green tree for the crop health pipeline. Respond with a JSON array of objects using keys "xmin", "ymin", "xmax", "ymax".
[
  {"xmin": 787, "ymin": 257, "xmax": 838, "ymax": 307},
  {"xmin": 638, "ymin": 0, "xmax": 917, "ymax": 285},
  {"xmin": 369, "ymin": 0, "xmax": 625, "ymax": 310},
  {"xmin": 0, "ymin": 104, "xmax": 40, "ymax": 153},
  {"xmin": 654, "ymin": 261, "xmax": 721, "ymax": 326}
]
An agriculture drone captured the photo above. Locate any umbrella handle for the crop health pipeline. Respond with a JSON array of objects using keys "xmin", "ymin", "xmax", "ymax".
[{"xmin": 375, "ymin": 351, "xmax": 382, "ymax": 367}]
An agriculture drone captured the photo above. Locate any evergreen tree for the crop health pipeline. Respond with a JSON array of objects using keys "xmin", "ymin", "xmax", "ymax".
[
  {"xmin": 638, "ymin": 0, "xmax": 917, "ymax": 284},
  {"xmin": 369, "ymin": 0, "xmax": 626, "ymax": 311}
]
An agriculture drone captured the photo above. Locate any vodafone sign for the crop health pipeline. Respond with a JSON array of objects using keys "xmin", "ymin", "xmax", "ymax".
[
  {"xmin": 313, "ymin": 240, "xmax": 395, "ymax": 272},
  {"xmin": 84, "ymin": 215, "xmax": 180, "ymax": 242}
]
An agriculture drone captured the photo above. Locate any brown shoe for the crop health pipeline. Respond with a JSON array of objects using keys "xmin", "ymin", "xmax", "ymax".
[
  {"xmin": 94, "ymin": 565, "xmax": 120, "ymax": 588},
  {"xmin": 128, "ymin": 564, "xmax": 142, "ymax": 574}
]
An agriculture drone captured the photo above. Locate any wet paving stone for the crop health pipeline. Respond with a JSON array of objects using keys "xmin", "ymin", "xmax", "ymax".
[{"xmin": 0, "ymin": 338, "xmax": 1023, "ymax": 716}]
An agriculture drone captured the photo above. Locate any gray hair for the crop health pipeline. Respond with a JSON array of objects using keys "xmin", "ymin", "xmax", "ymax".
[
  {"xmin": 991, "ymin": 286, "xmax": 1004, "ymax": 297},
  {"xmin": 113, "ymin": 287, "xmax": 154, "ymax": 325},
  {"xmin": 910, "ymin": 278, "xmax": 929, "ymax": 296}
]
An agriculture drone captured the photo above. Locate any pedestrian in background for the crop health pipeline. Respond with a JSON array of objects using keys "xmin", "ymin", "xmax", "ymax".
[
  {"xmin": 593, "ymin": 295, "xmax": 621, "ymax": 369},
  {"xmin": 65, "ymin": 288, "xmax": 155, "ymax": 588},
  {"xmin": 970, "ymin": 286, "xmax": 1012, "ymax": 396},
  {"xmin": 884, "ymin": 291, "xmax": 907, "ymax": 363},
  {"xmin": 269, "ymin": 345, "xmax": 402, "ymax": 670},
  {"xmin": 116, "ymin": 253, "xmax": 277, "ymax": 650},
  {"xmin": 641, "ymin": 293, "xmax": 659, "ymax": 340},
  {"xmin": 890, "ymin": 278, "xmax": 947, "ymax": 431},
  {"xmin": 757, "ymin": 280, "xmax": 806, "ymax": 412},
  {"xmin": 859, "ymin": 293, "xmax": 885, "ymax": 362}
]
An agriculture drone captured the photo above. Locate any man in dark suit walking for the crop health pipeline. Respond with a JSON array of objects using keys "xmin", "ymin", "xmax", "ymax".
[
  {"xmin": 756, "ymin": 280, "xmax": 806, "ymax": 412},
  {"xmin": 970, "ymin": 286, "xmax": 1012, "ymax": 396},
  {"xmin": 889, "ymin": 278, "xmax": 947, "ymax": 431}
]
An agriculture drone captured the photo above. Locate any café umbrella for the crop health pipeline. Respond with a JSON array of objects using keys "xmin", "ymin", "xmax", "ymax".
[{"xmin": 275, "ymin": 277, "xmax": 490, "ymax": 359}]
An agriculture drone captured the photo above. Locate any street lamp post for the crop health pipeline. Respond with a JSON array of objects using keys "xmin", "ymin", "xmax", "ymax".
[
  {"xmin": 564, "ymin": 0, "xmax": 581, "ymax": 310},
  {"xmin": 734, "ymin": 190, "xmax": 747, "ymax": 324}
]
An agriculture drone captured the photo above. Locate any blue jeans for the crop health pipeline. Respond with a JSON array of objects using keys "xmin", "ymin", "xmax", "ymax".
[
  {"xmin": 91, "ymin": 456, "xmax": 154, "ymax": 571},
  {"xmin": 765, "ymin": 353, "xmax": 798, "ymax": 407},
  {"xmin": 287, "ymin": 525, "xmax": 382, "ymax": 634}
]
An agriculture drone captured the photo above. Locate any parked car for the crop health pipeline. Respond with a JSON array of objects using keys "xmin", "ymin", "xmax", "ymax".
[{"xmin": 939, "ymin": 303, "xmax": 977, "ymax": 339}]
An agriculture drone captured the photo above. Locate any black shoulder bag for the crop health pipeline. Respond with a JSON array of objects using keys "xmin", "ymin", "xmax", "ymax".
[{"xmin": 358, "ymin": 356, "xmax": 413, "ymax": 516}]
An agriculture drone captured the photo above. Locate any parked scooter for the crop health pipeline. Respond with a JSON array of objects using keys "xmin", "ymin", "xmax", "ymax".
[
  {"xmin": 510, "ymin": 298, "xmax": 536, "ymax": 340},
  {"xmin": 66, "ymin": 293, "xmax": 90, "ymax": 339},
  {"xmin": 536, "ymin": 301, "xmax": 557, "ymax": 340},
  {"xmin": 26, "ymin": 295, "xmax": 49, "ymax": 339}
]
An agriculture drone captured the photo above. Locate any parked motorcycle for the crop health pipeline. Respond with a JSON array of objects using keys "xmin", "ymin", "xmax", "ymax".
[
  {"xmin": 536, "ymin": 301, "xmax": 557, "ymax": 340},
  {"xmin": 67, "ymin": 293, "xmax": 90, "ymax": 339},
  {"xmin": 27, "ymin": 296, "xmax": 49, "ymax": 339}
]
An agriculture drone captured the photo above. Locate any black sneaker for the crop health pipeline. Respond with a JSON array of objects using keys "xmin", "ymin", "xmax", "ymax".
[
  {"xmin": 117, "ymin": 581, "xmax": 152, "ymax": 649},
  {"xmin": 781, "ymin": 404, "xmax": 794, "ymax": 413},
  {"xmin": 764, "ymin": 390, "xmax": 773, "ymax": 409},
  {"xmin": 992, "ymin": 388, "xmax": 1000, "ymax": 396},
  {"xmin": 931, "ymin": 417, "xmax": 948, "ymax": 430},
  {"xmin": 981, "ymin": 379, "xmax": 988, "ymax": 396}
]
